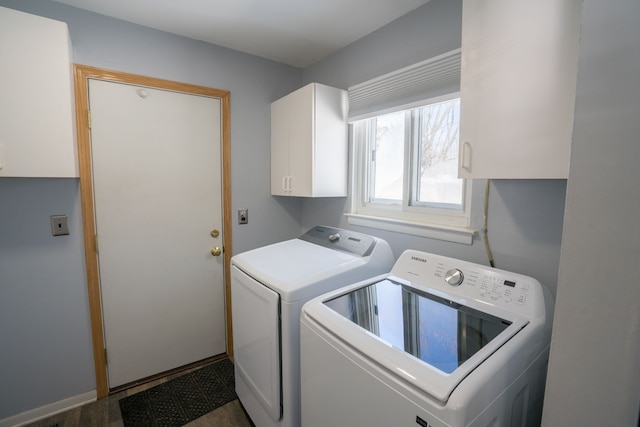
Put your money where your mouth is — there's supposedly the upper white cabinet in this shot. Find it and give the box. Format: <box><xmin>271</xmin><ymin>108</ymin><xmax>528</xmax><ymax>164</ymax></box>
<box><xmin>271</xmin><ymin>83</ymin><xmax>348</xmax><ymax>197</ymax></box>
<box><xmin>459</xmin><ymin>0</ymin><xmax>582</xmax><ymax>179</ymax></box>
<box><xmin>0</xmin><ymin>6</ymin><xmax>77</xmax><ymax>178</ymax></box>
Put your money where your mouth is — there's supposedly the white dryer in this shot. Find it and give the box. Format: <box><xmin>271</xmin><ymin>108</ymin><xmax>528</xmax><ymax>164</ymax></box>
<box><xmin>230</xmin><ymin>226</ymin><xmax>394</xmax><ymax>427</ymax></box>
<box><xmin>301</xmin><ymin>249</ymin><xmax>554</xmax><ymax>427</ymax></box>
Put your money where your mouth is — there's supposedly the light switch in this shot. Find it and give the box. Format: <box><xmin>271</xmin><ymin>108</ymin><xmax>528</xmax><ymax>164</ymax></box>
<box><xmin>50</xmin><ymin>215</ymin><xmax>69</xmax><ymax>236</ymax></box>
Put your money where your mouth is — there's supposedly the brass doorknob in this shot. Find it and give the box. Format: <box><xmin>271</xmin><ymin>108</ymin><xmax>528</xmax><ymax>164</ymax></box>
<box><xmin>211</xmin><ymin>246</ymin><xmax>222</xmax><ymax>257</ymax></box>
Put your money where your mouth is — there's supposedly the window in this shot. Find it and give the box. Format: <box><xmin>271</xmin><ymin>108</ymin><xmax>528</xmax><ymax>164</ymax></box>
<box><xmin>349</xmin><ymin>93</ymin><xmax>473</xmax><ymax>242</ymax></box>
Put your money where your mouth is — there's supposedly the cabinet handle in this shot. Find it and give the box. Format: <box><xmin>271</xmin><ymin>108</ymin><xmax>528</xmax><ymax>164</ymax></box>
<box><xmin>282</xmin><ymin>176</ymin><xmax>293</xmax><ymax>192</ymax></box>
<box><xmin>462</xmin><ymin>141</ymin><xmax>472</xmax><ymax>172</ymax></box>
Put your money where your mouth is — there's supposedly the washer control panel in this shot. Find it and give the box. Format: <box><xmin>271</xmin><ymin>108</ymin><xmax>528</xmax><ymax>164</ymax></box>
<box><xmin>434</xmin><ymin>263</ymin><xmax>530</xmax><ymax>307</ymax></box>
<box><xmin>391</xmin><ymin>249</ymin><xmax>546</xmax><ymax>317</ymax></box>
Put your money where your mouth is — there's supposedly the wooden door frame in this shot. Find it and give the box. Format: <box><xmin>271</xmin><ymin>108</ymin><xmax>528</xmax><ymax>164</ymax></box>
<box><xmin>73</xmin><ymin>65</ymin><xmax>233</xmax><ymax>398</ymax></box>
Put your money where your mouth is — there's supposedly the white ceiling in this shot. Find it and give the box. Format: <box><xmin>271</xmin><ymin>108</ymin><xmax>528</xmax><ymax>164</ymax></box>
<box><xmin>50</xmin><ymin>0</ymin><xmax>430</xmax><ymax>68</ymax></box>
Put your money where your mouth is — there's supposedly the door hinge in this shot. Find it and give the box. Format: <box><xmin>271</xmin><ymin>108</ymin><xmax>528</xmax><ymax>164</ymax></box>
<box><xmin>95</xmin><ymin>234</ymin><xmax>99</xmax><ymax>253</ymax></box>
<box><xmin>88</xmin><ymin>110</ymin><xmax>92</xmax><ymax>129</ymax></box>
<box><xmin>104</xmin><ymin>348</ymin><xmax>108</xmax><ymax>364</ymax></box>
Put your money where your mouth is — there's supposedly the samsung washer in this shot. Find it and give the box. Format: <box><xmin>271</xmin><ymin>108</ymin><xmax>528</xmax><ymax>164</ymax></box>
<box><xmin>301</xmin><ymin>249</ymin><xmax>554</xmax><ymax>427</ymax></box>
<box><xmin>230</xmin><ymin>225</ymin><xmax>394</xmax><ymax>427</ymax></box>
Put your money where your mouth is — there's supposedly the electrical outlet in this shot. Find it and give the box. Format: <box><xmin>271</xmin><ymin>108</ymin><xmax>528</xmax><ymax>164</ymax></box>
<box><xmin>50</xmin><ymin>215</ymin><xmax>69</xmax><ymax>236</ymax></box>
<box><xmin>238</xmin><ymin>209</ymin><xmax>248</xmax><ymax>224</ymax></box>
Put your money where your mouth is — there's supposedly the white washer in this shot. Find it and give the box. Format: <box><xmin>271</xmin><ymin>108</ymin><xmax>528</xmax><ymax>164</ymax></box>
<box><xmin>230</xmin><ymin>226</ymin><xmax>394</xmax><ymax>427</ymax></box>
<box><xmin>301</xmin><ymin>249</ymin><xmax>554</xmax><ymax>427</ymax></box>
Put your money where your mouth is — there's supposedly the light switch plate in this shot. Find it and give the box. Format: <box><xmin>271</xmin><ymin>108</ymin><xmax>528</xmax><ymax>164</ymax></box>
<box><xmin>50</xmin><ymin>215</ymin><xmax>69</xmax><ymax>236</ymax></box>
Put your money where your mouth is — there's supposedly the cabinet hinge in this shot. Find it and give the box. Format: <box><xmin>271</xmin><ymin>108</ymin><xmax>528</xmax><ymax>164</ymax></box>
<box><xmin>88</xmin><ymin>110</ymin><xmax>92</xmax><ymax>129</ymax></box>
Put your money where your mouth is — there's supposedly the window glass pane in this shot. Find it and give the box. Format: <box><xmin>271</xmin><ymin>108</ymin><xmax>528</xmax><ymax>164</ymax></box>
<box><xmin>372</xmin><ymin>111</ymin><xmax>405</xmax><ymax>202</ymax></box>
<box><xmin>416</xmin><ymin>98</ymin><xmax>463</xmax><ymax>207</ymax></box>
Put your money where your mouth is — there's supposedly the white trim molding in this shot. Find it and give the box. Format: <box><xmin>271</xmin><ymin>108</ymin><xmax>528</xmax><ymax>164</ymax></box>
<box><xmin>346</xmin><ymin>213</ymin><xmax>477</xmax><ymax>245</ymax></box>
<box><xmin>0</xmin><ymin>390</ymin><xmax>97</xmax><ymax>427</ymax></box>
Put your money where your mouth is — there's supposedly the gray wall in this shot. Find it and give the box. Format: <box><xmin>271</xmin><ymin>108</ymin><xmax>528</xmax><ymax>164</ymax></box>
<box><xmin>302</xmin><ymin>0</ymin><xmax>566</xmax><ymax>295</ymax></box>
<box><xmin>542</xmin><ymin>0</ymin><xmax>640</xmax><ymax>424</ymax></box>
<box><xmin>5</xmin><ymin>0</ymin><xmax>623</xmax><ymax>423</ymax></box>
<box><xmin>0</xmin><ymin>0</ymin><xmax>302</xmax><ymax>419</ymax></box>
<box><xmin>0</xmin><ymin>178</ymin><xmax>93</xmax><ymax>419</ymax></box>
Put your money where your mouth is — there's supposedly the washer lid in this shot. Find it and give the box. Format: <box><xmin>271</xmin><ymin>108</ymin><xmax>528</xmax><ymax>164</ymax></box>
<box><xmin>231</xmin><ymin>238</ymin><xmax>368</xmax><ymax>301</ymax></box>
<box><xmin>304</xmin><ymin>277</ymin><xmax>529</xmax><ymax>403</ymax></box>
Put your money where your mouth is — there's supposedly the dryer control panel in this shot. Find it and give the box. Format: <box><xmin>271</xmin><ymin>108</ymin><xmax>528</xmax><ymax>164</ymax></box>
<box><xmin>299</xmin><ymin>225</ymin><xmax>377</xmax><ymax>257</ymax></box>
<box><xmin>390</xmin><ymin>249</ymin><xmax>547</xmax><ymax>318</ymax></box>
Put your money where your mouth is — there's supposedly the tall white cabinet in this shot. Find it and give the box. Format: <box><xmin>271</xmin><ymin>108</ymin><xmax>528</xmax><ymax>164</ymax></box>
<box><xmin>0</xmin><ymin>6</ymin><xmax>77</xmax><ymax>178</ymax></box>
<box><xmin>271</xmin><ymin>83</ymin><xmax>348</xmax><ymax>197</ymax></box>
<box><xmin>459</xmin><ymin>0</ymin><xmax>582</xmax><ymax>179</ymax></box>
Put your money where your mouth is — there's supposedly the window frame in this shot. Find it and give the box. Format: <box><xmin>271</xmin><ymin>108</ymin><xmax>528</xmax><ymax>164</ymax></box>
<box><xmin>347</xmin><ymin>93</ymin><xmax>475</xmax><ymax>244</ymax></box>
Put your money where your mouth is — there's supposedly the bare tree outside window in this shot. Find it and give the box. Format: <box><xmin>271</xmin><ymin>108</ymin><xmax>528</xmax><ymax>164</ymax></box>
<box><xmin>417</xmin><ymin>99</ymin><xmax>462</xmax><ymax>206</ymax></box>
<box><xmin>420</xmin><ymin>99</ymin><xmax>460</xmax><ymax>169</ymax></box>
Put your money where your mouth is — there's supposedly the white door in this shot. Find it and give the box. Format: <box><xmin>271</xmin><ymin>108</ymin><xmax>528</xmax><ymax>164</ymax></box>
<box><xmin>88</xmin><ymin>79</ymin><xmax>226</xmax><ymax>388</ymax></box>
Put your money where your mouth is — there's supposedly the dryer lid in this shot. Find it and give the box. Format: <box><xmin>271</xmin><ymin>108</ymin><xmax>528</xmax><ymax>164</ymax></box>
<box><xmin>231</xmin><ymin>239</ymin><xmax>365</xmax><ymax>301</ymax></box>
<box><xmin>231</xmin><ymin>226</ymin><xmax>393</xmax><ymax>302</ymax></box>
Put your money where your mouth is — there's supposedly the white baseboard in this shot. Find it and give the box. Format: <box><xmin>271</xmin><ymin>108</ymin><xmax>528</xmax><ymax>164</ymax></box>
<box><xmin>0</xmin><ymin>390</ymin><xmax>97</xmax><ymax>427</ymax></box>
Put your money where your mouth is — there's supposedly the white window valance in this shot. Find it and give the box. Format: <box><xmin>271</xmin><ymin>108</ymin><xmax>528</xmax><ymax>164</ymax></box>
<box><xmin>348</xmin><ymin>48</ymin><xmax>461</xmax><ymax>121</ymax></box>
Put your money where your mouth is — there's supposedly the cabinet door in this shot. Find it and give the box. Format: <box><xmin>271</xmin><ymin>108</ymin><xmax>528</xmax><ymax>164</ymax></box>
<box><xmin>287</xmin><ymin>85</ymin><xmax>314</xmax><ymax>197</ymax></box>
<box><xmin>270</xmin><ymin>96</ymin><xmax>290</xmax><ymax>196</ymax></box>
<box><xmin>313</xmin><ymin>84</ymin><xmax>348</xmax><ymax>197</ymax></box>
<box><xmin>0</xmin><ymin>7</ymin><xmax>76</xmax><ymax>177</ymax></box>
<box><xmin>459</xmin><ymin>0</ymin><xmax>582</xmax><ymax>179</ymax></box>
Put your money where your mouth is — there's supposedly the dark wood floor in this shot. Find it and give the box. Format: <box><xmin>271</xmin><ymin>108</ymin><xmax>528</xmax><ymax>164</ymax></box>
<box><xmin>24</xmin><ymin>362</ymin><xmax>254</xmax><ymax>427</ymax></box>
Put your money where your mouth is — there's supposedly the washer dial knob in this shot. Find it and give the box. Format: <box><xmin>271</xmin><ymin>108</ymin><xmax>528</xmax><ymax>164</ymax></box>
<box><xmin>445</xmin><ymin>269</ymin><xmax>464</xmax><ymax>286</ymax></box>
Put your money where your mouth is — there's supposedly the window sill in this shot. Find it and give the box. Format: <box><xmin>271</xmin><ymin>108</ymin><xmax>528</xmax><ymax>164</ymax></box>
<box><xmin>345</xmin><ymin>213</ymin><xmax>477</xmax><ymax>245</ymax></box>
